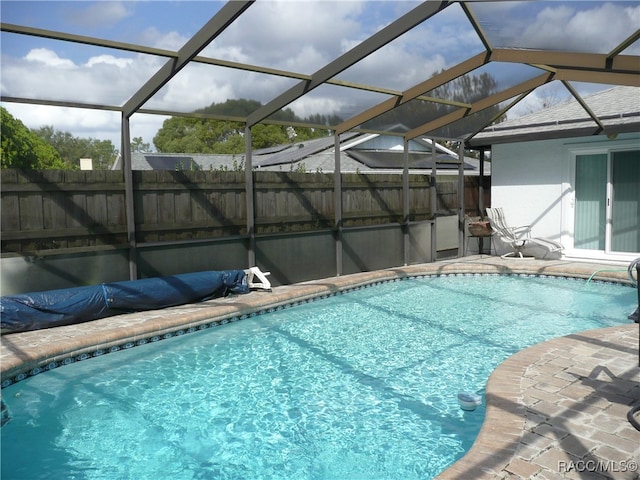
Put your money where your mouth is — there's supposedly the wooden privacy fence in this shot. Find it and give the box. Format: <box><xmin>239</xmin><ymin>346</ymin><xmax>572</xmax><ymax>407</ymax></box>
<box><xmin>1</xmin><ymin>169</ymin><xmax>490</xmax><ymax>254</ymax></box>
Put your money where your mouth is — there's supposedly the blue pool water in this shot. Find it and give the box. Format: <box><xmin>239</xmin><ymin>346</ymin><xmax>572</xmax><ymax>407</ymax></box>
<box><xmin>1</xmin><ymin>274</ymin><xmax>636</xmax><ymax>480</ymax></box>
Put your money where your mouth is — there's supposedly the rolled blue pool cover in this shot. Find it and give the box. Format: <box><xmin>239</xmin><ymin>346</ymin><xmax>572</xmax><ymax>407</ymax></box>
<box><xmin>0</xmin><ymin>270</ymin><xmax>249</xmax><ymax>333</ymax></box>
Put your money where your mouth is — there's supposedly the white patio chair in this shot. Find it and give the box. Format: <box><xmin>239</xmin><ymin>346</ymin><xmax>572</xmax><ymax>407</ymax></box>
<box><xmin>486</xmin><ymin>207</ymin><xmax>563</xmax><ymax>259</ymax></box>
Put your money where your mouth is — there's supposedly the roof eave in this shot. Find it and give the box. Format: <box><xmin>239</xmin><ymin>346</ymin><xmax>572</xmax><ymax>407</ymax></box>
<box><xmin>467</xmin><ymin>122</ymin><xmax>640</xmax><ymax>148</ymax></box>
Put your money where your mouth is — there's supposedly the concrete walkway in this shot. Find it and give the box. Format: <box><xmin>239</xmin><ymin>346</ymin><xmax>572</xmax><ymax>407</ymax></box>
<box><xmin>2</xmin><ymin>257</ymin><xmax>639</xmax><ymax>479</ymax></box>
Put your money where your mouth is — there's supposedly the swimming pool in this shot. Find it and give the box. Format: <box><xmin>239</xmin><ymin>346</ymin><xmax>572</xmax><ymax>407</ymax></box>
<box><xmin>1</xmin><ymin>274</ymin><xmax>635</xmax><ymax>480</ymax></box>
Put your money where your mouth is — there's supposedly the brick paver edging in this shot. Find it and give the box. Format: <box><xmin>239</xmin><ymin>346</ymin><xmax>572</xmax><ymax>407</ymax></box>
<box><xmin>437</xmin><ymin>325</ymin><xmax>639</xmax><ymax>480</ymax></box>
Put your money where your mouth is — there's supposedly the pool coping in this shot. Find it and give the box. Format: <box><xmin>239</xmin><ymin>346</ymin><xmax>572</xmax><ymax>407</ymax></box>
<box><xmin>2</xmin><ymin>256</ymin><xmax>639</xmax><ymax>478</ymax></box>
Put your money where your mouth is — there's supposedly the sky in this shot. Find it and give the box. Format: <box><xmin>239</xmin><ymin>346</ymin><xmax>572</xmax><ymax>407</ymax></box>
<box><xmin>1</xmin><ymin>0</ymin><xmax>639</xmax><ymax>152</ymax></box>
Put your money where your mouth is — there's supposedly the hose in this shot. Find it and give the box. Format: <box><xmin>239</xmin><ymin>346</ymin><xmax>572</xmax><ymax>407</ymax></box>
<box><xmin>586</xmin><ymin>258</ymin><xmax>640</xmax><ymax>285</ymax></box>
<box><xmin>586</xmin><ymin>269</ymin><xmax>628</xmax><ymax>285</ymax></box>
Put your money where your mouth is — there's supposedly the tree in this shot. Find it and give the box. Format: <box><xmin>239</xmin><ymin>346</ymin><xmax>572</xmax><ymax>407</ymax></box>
<box><xmin>1</xmin><ymin>108</ymin><xmax>67</xmax><ymax>169</ymax></box>
<box><xmin>519</xmin><ymin>89</ymin><xmax>564</xmax><ymax>115</ymax></box>
<box><xmin>33</xmin><ymin>126</ymin><xmax>118</xmax><ymax>169</ymax></box>
<box><xmin>153</xmin><ymin>99</ymin><xmax>339</xmax><ymax>154</ymax></box>
<box><xmin>131</xmin><ymin>137</ymin><xmax>151</xmax><ymax>152</ymax></box>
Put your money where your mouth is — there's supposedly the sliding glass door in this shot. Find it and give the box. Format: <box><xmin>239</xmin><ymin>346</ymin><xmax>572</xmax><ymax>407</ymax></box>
<box><xmin>574</xmin><ymin>149</ymin><xmax>639</xmax><ymax>254</ymax></box>
<box><xmin>611</xmin><ymin>150</ymin><xmax>640</xmax><ymax>253</ymax></box>
<box><xmin>574</xmin><ymin>154</ymin><xmax>607</xmax><ymax>250</ymax></box>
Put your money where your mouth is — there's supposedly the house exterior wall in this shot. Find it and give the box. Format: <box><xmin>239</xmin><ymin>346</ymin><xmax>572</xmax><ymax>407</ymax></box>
<box><xmin>491</xmin><ymin>132</ymin><xmax>640</xmax><ymax>262</ymax></box>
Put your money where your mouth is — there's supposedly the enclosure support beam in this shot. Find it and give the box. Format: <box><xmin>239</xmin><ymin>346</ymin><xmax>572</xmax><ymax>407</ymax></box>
<box><xmin>121</xmin><ymin>1</ymin><xmax>253</xmax><ymax>118</ymax></box>
<box><xmin>457</xmin><ymin>142</ymin><xmax>465</xmax><ymax>257</ymax></box>
<box><xmin>334</xmin><ymin>133</ymin><xmax>343</xmax><ymax>276</ymax></box>
<box><xmin>555</xmin><ymin>70</ymin><xmax>639</xmax><ymax>88</ymax></box>
<box><xmin>245</xmin><ymin>126</ymin><xmax>256</xmax><ymax>267</ymax></box>
<box><xmin>479</xmin><ymin>148</ymin><xmax>485</xmax><ymax>216</ymax></box>
<box><xmin>403</xmin><ymin>139</ymin><xmax>410</xmax><ymax>266</ymax></box>
<box><xmin>490</xmin><ymin>48</ymin><xmax>640</xmax><ymax>74</ymax></box>
<box><xmin>430</xmin><ymin>139</ymin><xmax>437</xmax><ymax>262</ymax></box>
<box><xmin>406</xmin><ymin>72</ymin><xmax>555</xmax><ymax>140</ymax></box>
<box><xmin>121</xmin><ymin>114</ymin><xmax>137</xmax><ymax>280</ymax></box>
<box><xmin>336</xmin><ymin>52</ymin><xmax>487</xmax><ymax>135</ymax></box>
<box><xmin>479</xmin><ymin>148</ymin><xmax>486</xmax><ymax>254</ymax></box>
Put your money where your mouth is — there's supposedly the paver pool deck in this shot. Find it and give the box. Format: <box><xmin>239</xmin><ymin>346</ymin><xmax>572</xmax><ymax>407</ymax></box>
<box><xmin>2</xmin><ymin>256</ymin><xmax>639</xmax><ymax>479</ymax></box>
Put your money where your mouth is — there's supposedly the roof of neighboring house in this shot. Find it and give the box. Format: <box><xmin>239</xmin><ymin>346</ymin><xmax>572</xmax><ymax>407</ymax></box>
<box><xmin>469</xmin><ymin>86</ymin><xmax>640</xmax><ymax>147</ymax></box>
<box><xmin>125</xmin><ymin>130</ymin><xmax>490</xmax><ymax>174</ymax></box>
<box><xmin>346</xmin><ymin>150</ymin><xmax>474</xmax><ymax>170</ymax></box>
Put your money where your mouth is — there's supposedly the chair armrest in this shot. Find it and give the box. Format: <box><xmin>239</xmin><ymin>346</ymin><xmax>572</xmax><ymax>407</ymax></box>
<box><xmin>510</xmin><ymin>225</ymin><xmax>531</xmax><ymax>238</ymax></box>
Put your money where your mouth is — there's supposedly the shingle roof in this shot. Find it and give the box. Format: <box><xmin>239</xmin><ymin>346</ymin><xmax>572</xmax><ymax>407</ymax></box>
<box><xmin>130</xmin><ymin>131</ymin><xmax>490</xmax><ymax>174</ymax></box>
<box><xmin>253</xmin><ymin>134</ymin><xmax>359</xmax><ymax>168</ymax></box>
<box><xmin>469</xmin><ymin>86</ymin><xmax>640</xmax><ymax>147</ymax></box>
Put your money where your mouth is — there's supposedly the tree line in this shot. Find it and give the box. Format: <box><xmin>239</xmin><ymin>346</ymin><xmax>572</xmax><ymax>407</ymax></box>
<box><xmin>1</xmin><ymin>107</ymin><xmax>136</xmax><ymax>170</ymax></box>
<box><xmin>152</xmin><ymin>98</ymin><xmax>338</xmax><ymax>154</ymax></box>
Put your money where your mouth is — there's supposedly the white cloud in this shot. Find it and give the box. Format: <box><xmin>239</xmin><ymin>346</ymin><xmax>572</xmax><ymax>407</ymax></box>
<box><xmin>3</xmin><ymin>103</ymin><xmax>123</xmax><ymax>144</ymax></box>
<box><xmin>152</xmin><ymin>67</ymin><xmax>237</xmax><ymax>112</ymax></box>
<box><xmin>25</xmin><ymin>48</ymin><xmax>75</xmax><ymax>68</ymax></box>
<box><xmin>4</xmin><ymin>47</ymin><xmax>162</xmax><ymax>106</ymax></box>
<box><xmin>85</xmin><ymin>55</ymin><xmax>133</xmax><ymax>69</ymax></box>
<box><xmin>336</xmin><ymin>41</ymin><xmax>447</xmax><ymax>91</ymax></box>
<box><xmin>2</xmin><ymin>46</ymin><xmax>163</xmax><ymax>150</ymax></box>
<box><xmin>467</xmin><ymin>1</ymin><xmax>640</xmax><ymax>54</ymax></box>
<box><xmin>201</xmin><ymin>0</ymin><xmax>363</xmax><ymax>72</ymax></box>
<box><xmin>288</xmin><ymin>95</ymin><xmax>346</xmax><ymax>120</ymax></box>
<box><xmin>505</xmin><ymin>2</ymin><xmax>639</xmax><ymax>53</ymax></box>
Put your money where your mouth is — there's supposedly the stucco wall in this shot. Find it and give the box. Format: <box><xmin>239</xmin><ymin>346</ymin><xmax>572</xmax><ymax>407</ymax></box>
<box><xmin>491</xmin><ymin>138</ymin><xmax>566</xmax><ymax>242</ymax></box>
<box><xmin>491</xmin><ymin>132</ymin><xmax>640</xmax><ymax>260</ymax></box>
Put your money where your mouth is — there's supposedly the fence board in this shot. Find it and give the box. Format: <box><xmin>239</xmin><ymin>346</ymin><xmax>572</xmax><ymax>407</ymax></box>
<box><xmin>174</xmin><ymin>191</ymin><xmax>191</xmax><ymax>223</ymax></box>
<box><xmin>1</xmin><ymin>195</ymin><xmax>20</xmax><ymax>232</ymax></box>
<box><xmin>42</xmin><ymin>192</ymin><xmax>67</xmax><ymax>231</ymax></box>
<box><xmin>106</xmin><ymin>192</ymin><xmax>126</xmax><ymax>226</ymax></box>
<box><xmin>1</xmin><ymin>169</ymin><xmax>489</xmax><ymax>254</ymax></box>
<box><xmin>19</xmin><ymin>194</ymin><xmax>44</xmax><ymax>231</ymax></box>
